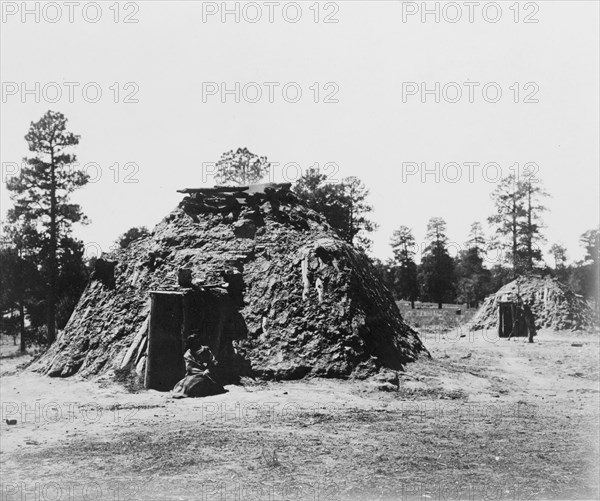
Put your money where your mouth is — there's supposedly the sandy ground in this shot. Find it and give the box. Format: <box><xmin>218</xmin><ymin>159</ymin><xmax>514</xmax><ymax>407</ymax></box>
<box><xmin>0</xmin><ymin>328</ymin><xmax>598</xmax><ymax>501</ymax></box>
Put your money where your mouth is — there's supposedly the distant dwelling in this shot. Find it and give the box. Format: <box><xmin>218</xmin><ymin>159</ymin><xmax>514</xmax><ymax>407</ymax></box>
<box><xmin>470</xmin><ymin>276</ymin><xmax>596</xmax><ymax>333</ymax></box>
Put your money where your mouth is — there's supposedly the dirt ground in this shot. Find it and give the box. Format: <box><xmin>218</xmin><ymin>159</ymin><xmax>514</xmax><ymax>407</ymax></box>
<box><xmin>1</xmin><ymin>327</ymin><xmax>598</xmax><ymax>501</ymax></box>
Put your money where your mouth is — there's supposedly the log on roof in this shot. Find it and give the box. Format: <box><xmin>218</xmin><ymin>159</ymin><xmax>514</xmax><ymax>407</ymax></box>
<box><xmin>177</xmin><ymin>182</ymin><xmax>292</xmax><ymax>195</ymax></box>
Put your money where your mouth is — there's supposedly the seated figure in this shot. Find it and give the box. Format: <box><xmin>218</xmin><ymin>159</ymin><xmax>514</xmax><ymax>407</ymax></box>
<box><xmin>171</xmin><ymin>335</ymin><xmax>225</xmax><ymax>398</ymax></box>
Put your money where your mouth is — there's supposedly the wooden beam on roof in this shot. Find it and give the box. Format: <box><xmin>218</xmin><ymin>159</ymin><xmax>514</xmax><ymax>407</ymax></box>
<box><xmin>177</xmin><ymin>182</ymin><xmax>292</xmax><ymax>195</ymax></box>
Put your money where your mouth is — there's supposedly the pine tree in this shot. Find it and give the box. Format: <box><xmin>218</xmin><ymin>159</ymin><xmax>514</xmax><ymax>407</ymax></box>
<box><xmin>488</xmin><ymin>175</ymin><xmax>525</xmax><ymax>274</ymax></box>
<box><xmin>341</xmin><ymin>176</ymin><xmax>377</xmax><ymax>251</ymax></box>
<box><xmin>549</xmin><ymin>243</ymin><xmax>567</xmax><ymax>270</ymax></box>
<box><xmin>0</xmin><ymin>235</ymin><xmax>39</xmax><ymax>352</ymax></box>
<box><xmin>215</xmin><ymin>147</ymin><xmax>271</xmax><ymax>186</ymax></box>
<box><xmin>294</xmin><ymin>170</ymin><xmax>376</xmax><ymax>252</ymax></box>
<box><xmin>118</xmin><ymin>226</ymin><xmax>150</xmax><ymax>249</ymax></box>
<box><xmin>390</xmin><ymin>226</ymin><xmax>419</xmax><ymax>308</ymax></box>
<box><xmin>6</xmin><ymin>111</ymin><xmax>89</xmax><ymax>343</ymax></box>
<box><xmin>419</xmin><ymin>217</ymin><xmax>455</xmax><ymax>309</ymax></box>
<box><xmin>466</xmin><ymin>221</ymin><xmax>486</xmax><ymax>255</ymax></box>
<box><xmin>518</xmin><ymin>176</ymin><xmax>549</xmax><ymax>270</ymax></box>
<box><xmin>456</xmin><ymin>221</ymin><xmax>491</xmax><ymax>308</ymax></box>
<box><xmin>488</xmin><ymin>174</ymin><xmax>549</xmax><ymax>275</ymax></box>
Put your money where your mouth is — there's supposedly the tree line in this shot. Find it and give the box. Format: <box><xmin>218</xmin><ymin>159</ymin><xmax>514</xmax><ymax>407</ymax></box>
<box><xmin>1</xmin><ymin>112</ymin><xmax>598</xmax><ymax>351</ymax></box>
<box><xmin>375</xmin><ymin>218</ymin><xmax>598</xmax><ymax>311</ymax></box>
<box><xmin>288</xmin><ymin>162</ymin><xmax>598</xmax><ymax>312</ymax></box>
<box><xmin>289</xmin><ymin>163</ymin><xmax>599</xmax><ymax>313</ymax></box>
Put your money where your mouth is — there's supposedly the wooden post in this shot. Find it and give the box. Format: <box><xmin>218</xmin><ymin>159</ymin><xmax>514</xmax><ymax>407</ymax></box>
<box><xmin>509</xmin><ymin>304</ymin><xmax>516</xmax><ymax>338</ymax></box>
<box><xmin>498</xmin><ymin>304</ymin><xmax>503</xmax><ymax>338</ymax></box>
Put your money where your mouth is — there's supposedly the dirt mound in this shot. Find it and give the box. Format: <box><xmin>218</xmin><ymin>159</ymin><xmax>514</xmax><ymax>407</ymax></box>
<box><xmin>31</xmin><ymin>184</ymin><xmax>426</xmax><ymax>381</ymax></box>
<box><xmin>469</xmin><ymin>276</ymin><xmax>597</xmax><ymax>332</ymax></box>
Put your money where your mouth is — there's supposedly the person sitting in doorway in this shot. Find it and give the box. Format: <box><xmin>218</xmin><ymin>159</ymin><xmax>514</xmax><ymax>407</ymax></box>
<box><xmin>171</xmin><ymin>334</ymin><xmax>225</xmax><ymax>398</ymax></box>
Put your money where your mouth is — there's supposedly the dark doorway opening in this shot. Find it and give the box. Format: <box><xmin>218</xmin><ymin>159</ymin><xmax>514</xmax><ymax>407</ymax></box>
<box><xmin>498</xmin><ymin>302</ymin><xmax>528</xmax><ymax>338</ymax></box>
<box><xmin>145</xmin><ymin>291</ymin><xmax>186</xmax><ymax>391</ymax></box>
<box><xmin>144</xmin><ymin>289</ymin><xmax>248</xmax><ymax>391</ymax></box>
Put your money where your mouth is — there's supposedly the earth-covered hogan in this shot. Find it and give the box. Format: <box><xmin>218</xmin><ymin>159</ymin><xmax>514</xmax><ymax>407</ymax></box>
<box><xmin>469</xmin><ymin>275</ymin><xmax>597</xmax><ymax>332</ymax></box>
<box><xmin>30</xmin><ymin>183</ymin><xmax>426</xmax><ymax>384</ymax></box>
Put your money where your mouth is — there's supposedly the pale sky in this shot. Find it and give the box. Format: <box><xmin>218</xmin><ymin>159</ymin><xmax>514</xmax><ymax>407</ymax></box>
<box><xmin>1</xmin><ymin>1</ymin><xmax>598</xmax><ymax>265</ymax></box>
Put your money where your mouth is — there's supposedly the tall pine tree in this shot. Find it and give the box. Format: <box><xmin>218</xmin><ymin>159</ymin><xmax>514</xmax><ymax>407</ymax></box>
<box><xmin>488</xmin><ymin>174</ymin><xmax>548</xmax><ymax>275</ymax></box>
<box><xmin>6</xmin><ymin>111</ymin><xmax>89</xmax><ymax>343</ymax></box>
<box><xmin>456</xmin><ymin>222</ymin><xmax>491</xmax><ymax>308</ymax></box>
<box><xmin>519</xmin><ymin>175</ymin><xmax>549</xmax><ymax>270</ymax></box>
<box><xmin>419</xmin><ymin>217</ymin><xmax>455</xmax><ymax>309</ymax></box>
<box><xmin>488</xmin><ymin>175</ymin><xmax>525</xmax><ymax>274</ymax></box>
<box><xmin>390</xmin><ymin>225</ymin><xmax>419</xmax><ymax>308</ymax></box>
